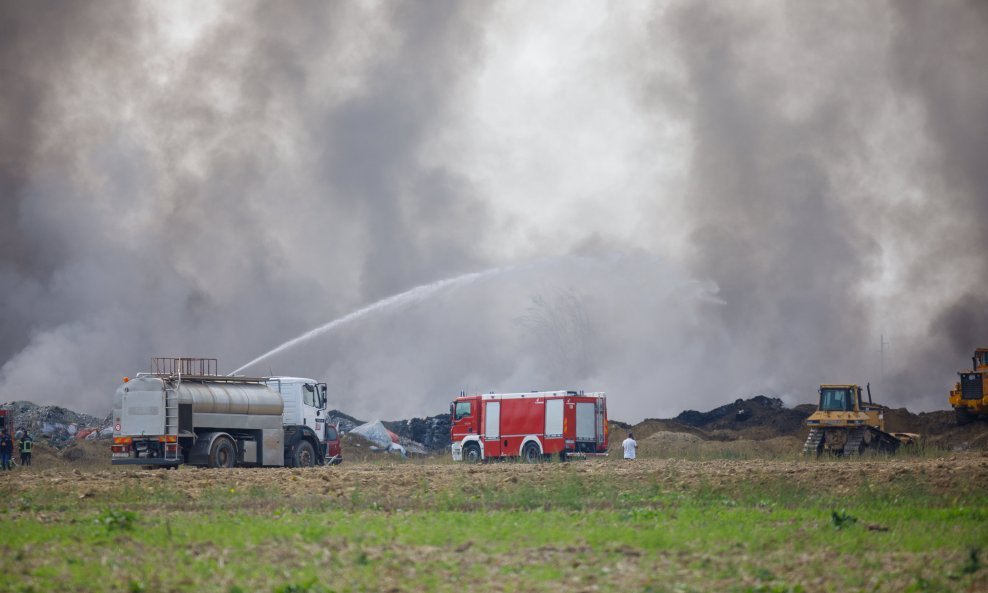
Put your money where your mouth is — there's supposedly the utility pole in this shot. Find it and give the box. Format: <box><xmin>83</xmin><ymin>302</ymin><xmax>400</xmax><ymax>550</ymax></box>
<box><xmin>880</xmin><ymin>333</ymin><xmax>888</xmax><ymax>381</ymax></box>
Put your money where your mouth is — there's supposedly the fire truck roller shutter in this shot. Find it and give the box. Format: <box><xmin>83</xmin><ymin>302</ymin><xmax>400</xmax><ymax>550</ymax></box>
<box><xmin>485</xmin><ymin>402</ymin><xmax>500</xmax><ymax>439</ymax></box>
<box><xmin>576</xmin><ymin>403</ymin><xmax>596</xmax><ymax>441</ymax></box>
<box><xmin>545</xmin><ymin>399</ymin><xmax>563</xmax><ymax>437</ymax></box>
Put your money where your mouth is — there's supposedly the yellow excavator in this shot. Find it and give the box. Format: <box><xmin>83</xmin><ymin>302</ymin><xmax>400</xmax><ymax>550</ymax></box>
<box><xmin>949</xmin><ymin>348</ymin><xmax>988</xmax><ymax>425</ymax></box>
<box><xmin>803</xmin><ymin>384</ymin><xmax>917</xmax><ymax>456</ymax></box>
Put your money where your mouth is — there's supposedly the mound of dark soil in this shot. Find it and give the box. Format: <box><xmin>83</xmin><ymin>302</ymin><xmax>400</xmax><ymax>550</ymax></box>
<box><xmin>675</xmin><ymin>395</ymin><xmax>811</xmax><ymax>436</ymax></box>
<box><xmin>621</xmin><ymin>395</ymin><xmax>988</xmax><ymax>451</ymax></box>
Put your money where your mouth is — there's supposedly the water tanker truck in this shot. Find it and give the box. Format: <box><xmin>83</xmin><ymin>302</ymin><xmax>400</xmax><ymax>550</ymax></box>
<box><xmin>112</xmin><ymin>358</ymin><xmax>331</xmax><ymax>468</ymax></box>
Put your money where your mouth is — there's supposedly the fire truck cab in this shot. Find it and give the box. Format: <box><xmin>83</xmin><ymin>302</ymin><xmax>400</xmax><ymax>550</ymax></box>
<box><xmin>450</xmin><ymin>390</ymin><xmax>608</xmax><ymax>462</ymax></box>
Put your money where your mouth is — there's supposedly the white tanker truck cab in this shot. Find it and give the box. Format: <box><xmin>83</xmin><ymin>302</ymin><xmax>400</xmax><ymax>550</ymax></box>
<box><xmin>267</xmin><ymin>376</ymin><xmax>327</xmax><ymax>439</ymax></box>
<box><xmin>111</xmin><ymin>358</ymin><xmax>331</xmax><ymax>469</ymax></box>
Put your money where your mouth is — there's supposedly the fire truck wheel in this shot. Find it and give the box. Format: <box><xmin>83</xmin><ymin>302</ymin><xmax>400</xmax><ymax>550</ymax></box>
<box><xmin>294</xmin><ymin>440</ymin><xmax>316</xmax><ymax>468</ymax></box>
<box><xmin>463</xmin><ymin>442</ymin><xmax>482</xmax><ymax>463</ymax></box>
<box><xmin>521</xmin><ymin>442</ymin><xmax>541</xmax><ymax>463</ymax></box>
<box><xmin>209</xmin><ymin>437</ymin><xmax>236</xmax><ymax>469</ymax></box>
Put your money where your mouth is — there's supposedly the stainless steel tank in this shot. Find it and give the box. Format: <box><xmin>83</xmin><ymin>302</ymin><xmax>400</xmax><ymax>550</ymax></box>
<box><xmin>171</xmin><ymin>380</ymin><xmax>284</xmax><ymax>416</ymax></box>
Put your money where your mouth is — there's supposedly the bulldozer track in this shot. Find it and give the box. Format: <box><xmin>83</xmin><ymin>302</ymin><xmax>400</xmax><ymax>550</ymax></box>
<box><xmin>842</xmin><ymin>427</ymin><xmax>865</xmax><ymax>456</ymax></box>
<box><xmin>803</xmin><ymin>426</ymin><xmax>903</xmax><ymax>456</ymax></box>
<box><xmin>803</xmin><ymin>428</ymin><xmax>823</xmax><ymax>455</ymax></box>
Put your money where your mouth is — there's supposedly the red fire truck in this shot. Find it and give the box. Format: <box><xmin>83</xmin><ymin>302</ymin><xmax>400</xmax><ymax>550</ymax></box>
<box><xmin>449</xmin><ymin>390</ymin><xmax>608</xmax><ymax>462</ymax></box>
<box><xmin>0</xmin><ymin>405</ymin><xmax>11</xmax><ymax>435</ymax></box>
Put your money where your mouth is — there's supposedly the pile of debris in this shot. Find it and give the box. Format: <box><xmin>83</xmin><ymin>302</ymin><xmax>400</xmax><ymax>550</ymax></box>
<box><xmin>326</xmin><ymin>409</ymin><xmax>450</xmax><ymax>454</ymax></box>
<box><xmin>382</xmin><ymin>414</ymin><xmax>451</xmax><ymax>451</ymax></box>
<box><xmin>349</xmin><ymin>421</ymin><xmax>421</xmax><ymax>456</ymax></box>
<box><xmin>326</xmin><ymin>409</ymin><xmax>364</xmax><ymax>434</ymax></box>
<box><xmin>3</xmin><ymin>401</ymin><xmax>112</xmax><ymax>449</ymax></box>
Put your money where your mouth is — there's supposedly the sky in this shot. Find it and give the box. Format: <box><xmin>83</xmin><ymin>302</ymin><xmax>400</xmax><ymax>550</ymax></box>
<box><xmin>1</xmin><ymin>1</ymin><xmax>986</xmax><ymax>421</ymax></box>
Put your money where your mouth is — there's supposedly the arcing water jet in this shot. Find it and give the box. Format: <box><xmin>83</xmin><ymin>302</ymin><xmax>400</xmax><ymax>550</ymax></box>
<box><xmin>230</xmin><ymin>264</ymin><xmax>521</xmax><ymax>375</ymax></box>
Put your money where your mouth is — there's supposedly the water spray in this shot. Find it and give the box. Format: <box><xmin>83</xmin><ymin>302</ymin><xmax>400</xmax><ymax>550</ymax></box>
<box><xmin>229</xmin><ymin>263</ymin><xmax>529</xmax><ymax>376</ymax></box>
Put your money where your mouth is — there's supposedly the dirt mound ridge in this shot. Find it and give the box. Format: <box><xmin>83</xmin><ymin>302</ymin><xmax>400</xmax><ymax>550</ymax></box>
<box><xmin>675</xmin><ymin>395</ymin><xmax>810</xmax><ymax>436</ymax></box>
<box><xmin>615</xmin><ymin>395</ymin><xmax>988</xmax><ymax>453</ymax></box>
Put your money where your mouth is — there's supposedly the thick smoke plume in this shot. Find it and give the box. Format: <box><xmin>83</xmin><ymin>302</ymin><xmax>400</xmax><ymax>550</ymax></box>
<box><xmin>1</xmin><ymin>1</ymin><xmax>985</xmax><ymax>421</ymax></box>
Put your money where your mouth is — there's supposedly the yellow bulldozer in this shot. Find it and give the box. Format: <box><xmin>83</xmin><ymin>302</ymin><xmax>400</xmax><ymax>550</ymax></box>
<box><xmin>949</xmin><ymin>348</ymin><xmax>988</xmax><ymax>425</ymax></box>
<box><xmin>803</xmin><ymin>384</ymin><xmax>917</xmax><ymax>456</ymax></box>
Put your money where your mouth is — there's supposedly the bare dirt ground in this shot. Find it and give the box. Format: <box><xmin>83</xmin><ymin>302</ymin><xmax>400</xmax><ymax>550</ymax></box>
<box><xmin>7</xmin><ymin>401</ymin><xmax>988</xmax><ymax>503</ymax></box>
<box><xmin>5</xmin><ymin>441</ymin><xmax>987</xmax><ymax>593</ymax></box>
<box><xmin>6</xmin><ymin>408</ymin><xmax>988</xmax><ymax>593</ymax></box>
<box><xmin>5</xmin><ymin>440</ymin><xmax>988</xmax><ymax>504</ymax></box>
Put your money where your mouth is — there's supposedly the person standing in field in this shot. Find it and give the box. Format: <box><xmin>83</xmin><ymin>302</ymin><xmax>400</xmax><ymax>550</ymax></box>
<box><xmin>622</xmin><ymin>432</ymin><xmax>637</xmax><ymax>460</ymax></box>
<box><xmin>19</xmin><ymin>432</ymin><xmax>33</xmax><ymax>467</ymax></box>
<box><xmin>0</xmin><ymin>429</ymin><xmax>13</xmax><ymax>470</ymax></box>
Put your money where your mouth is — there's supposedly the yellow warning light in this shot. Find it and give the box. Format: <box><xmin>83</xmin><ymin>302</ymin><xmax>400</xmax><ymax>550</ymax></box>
<box><xmin>123</xmin><ymin>377</ymin><xmax>129</xmax><ymax>383</ymax></box>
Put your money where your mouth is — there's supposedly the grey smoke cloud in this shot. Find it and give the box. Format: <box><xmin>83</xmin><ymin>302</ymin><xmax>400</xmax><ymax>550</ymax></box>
<box><xmin>878</xmin><ymin>2</ymin><xmax>988</xmax><ymax>403</ymax></box>
<box><xmin>660</xmin><ymin>2</ymin><xmax>885</xmax><ymax>400</ymax></box>
<box><xmin>264</xmin><ymin>253</ymin><xmax>727</xmax><ymax>421</ymax></box>
<box><xmin>0</xmin><ymin>1</ymin><xmax>985</xmax><ymax>421</ymax></box>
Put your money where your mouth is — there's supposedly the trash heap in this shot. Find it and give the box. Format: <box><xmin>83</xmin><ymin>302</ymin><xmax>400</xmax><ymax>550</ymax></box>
<box><xmin>326</xmin><ymin>408</ymin><xmax>450</xmax><ymax>455</ymax></box>
<box><xmin>349</xmin><ymin>420</ymin><xmax>413</xmax><ymax>457</ymax></box>
<box><xmin>326</xmin><ymin>409</ymin><xmax>364</xmax><ymax>434</ymax></box>
<box><xmin>382</xmin><ymin>414</ymin><xmax>451</xmax><ymax>452</ymax></box>
<box><xmin>3</xmin><ymin>401</ymin><xmax>112</xmax><ymax>449</ymax></box>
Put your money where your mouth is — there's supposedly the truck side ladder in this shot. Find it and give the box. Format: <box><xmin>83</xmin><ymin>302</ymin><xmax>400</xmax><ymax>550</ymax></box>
<box><xmin>163</xmin><ymin>387</ymin><xmax>180</xmax><ymax>461</ymax></box>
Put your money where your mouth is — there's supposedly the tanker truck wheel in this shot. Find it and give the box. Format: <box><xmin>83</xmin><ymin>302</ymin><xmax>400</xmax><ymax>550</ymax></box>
<box><xmin>293</xmin><ymin>441</ymin><xmax>315</xmax><ymax>468</ymax></box>
<box><xmin>209</xmin><ymin>436</ymin><xmax>236</xmax><ymax>469</ymax></box>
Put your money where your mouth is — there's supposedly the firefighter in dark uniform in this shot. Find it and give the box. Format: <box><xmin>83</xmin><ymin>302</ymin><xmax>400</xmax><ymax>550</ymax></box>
<box><xmin>0</xmin><ymin>429</ymin><xmax>13</xmax><ymax>470</ymax></box>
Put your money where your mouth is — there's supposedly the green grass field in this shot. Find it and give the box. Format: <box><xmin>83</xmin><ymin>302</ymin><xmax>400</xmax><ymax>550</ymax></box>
<box><xmin>2</xmin><ymin>456</ymin><xmax>986</xmax><ymax>592</ymax></box>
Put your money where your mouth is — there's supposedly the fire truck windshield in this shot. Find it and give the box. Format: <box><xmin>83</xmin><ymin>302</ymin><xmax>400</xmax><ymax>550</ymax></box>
<box><xmin>819</xmin><ymin>388</ymin><xmax>854</xmax><ymax>411</ymax></box>
<box><xmin>454</xmin><ymin>401</ymin><xmax>471</xmax><ymax>420</ymax></box>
